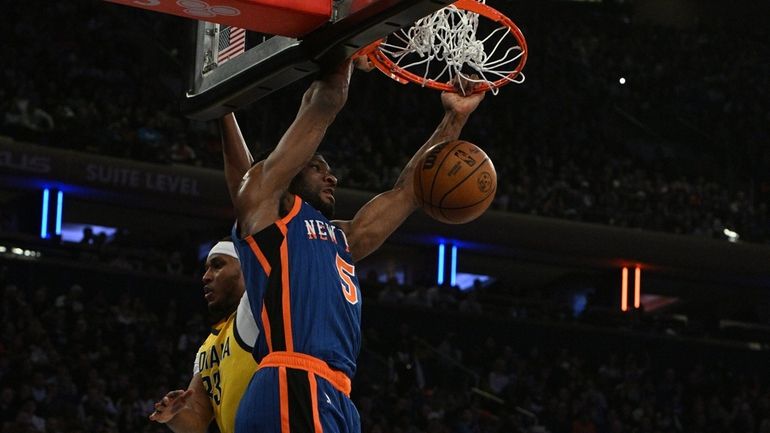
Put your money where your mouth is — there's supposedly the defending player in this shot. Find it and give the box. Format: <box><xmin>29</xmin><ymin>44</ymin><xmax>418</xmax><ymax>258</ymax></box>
<box><xmin>149</xmin><ymin>114</ymin><xmax>259</xmax><ymax>433</ymax></box>
<box><xmin>228</xmin><ymin>59</ymin><xmax>485</xmax><ymax>433</ymax></box>
<box><xmin>149</xmin><ymin>239</ymin><xmax>258</xmax><ymax>433</ymax></box>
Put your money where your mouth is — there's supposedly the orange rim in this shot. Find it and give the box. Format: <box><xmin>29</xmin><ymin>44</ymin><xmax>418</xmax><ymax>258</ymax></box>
<box><xmin>360</xmin><ymin>0</ymin><xmax>527</xmax><ymax>92</ymax></box>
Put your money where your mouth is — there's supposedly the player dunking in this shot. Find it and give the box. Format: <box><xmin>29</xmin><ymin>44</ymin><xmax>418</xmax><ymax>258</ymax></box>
<box><xmin>228</xmin><ymin>59</ymin><xmax>485</xmax><ymax>433</ymax></box>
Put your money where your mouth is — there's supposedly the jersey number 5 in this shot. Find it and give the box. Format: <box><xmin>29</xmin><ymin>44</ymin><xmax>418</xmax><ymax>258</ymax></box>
<box><xmin>336</xmin><ymin>254</ymin><xmax>358</xmax><ymax>305</ymax></box>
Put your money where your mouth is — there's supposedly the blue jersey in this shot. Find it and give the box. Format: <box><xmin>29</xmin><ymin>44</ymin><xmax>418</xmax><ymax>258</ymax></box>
<box><xmin>233</xmin><ymin>195</ymin><xmax>362</xmax><ymax>378</ymax></box>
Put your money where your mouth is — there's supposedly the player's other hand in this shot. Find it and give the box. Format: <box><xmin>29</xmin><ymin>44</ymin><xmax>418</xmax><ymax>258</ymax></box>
<box><xmin>353</xmin><ymin>55</ymin><xmax>375</xmax><ymax>72</ymax></box>
<box><xmin>441</xmin><ymin>75</ymin><xmax>486</xmax><ymax>115</ymax></box>
<box><xmin>149</xmin><ymin>389</ymin><xmax>194</xmax><ymax>423</ymax></box>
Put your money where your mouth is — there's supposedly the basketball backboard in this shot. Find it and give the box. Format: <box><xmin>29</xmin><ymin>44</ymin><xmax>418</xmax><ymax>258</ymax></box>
<box><xmin>105</xmin><ymin>0</ymin><xmax>456</xmax><ymax>120</ymax></box>
<box><xmin>181</xmin><ymin>0</ymin><xmax>456</xmax><ymax>120</ymax></box>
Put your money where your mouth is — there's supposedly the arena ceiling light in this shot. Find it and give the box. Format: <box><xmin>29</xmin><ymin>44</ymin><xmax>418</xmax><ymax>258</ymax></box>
<box><xmin>723</xmin><ymin>228</ymin><xmax>739</xmax><ymax>242</ymax></box>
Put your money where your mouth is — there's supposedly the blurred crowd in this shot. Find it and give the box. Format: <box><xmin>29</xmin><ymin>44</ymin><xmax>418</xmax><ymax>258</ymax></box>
<box><xmin>0</xmin><ymin>267</ymin><xmax>206</xmax><ymax>433</ymax></box>
<box><xmin>2</xmin><ymin>2</ymin><xmax>770</xmax><ymax>239</ymax></box>
<box><xmin>357</xmin><ymin>324</ymin><xmax>770</xmax><ymax>433</ymax></box>
<box><xmin>2</xmin><ymin>260</ymin><xmax>769</xmax><ymax>433</ymax></box>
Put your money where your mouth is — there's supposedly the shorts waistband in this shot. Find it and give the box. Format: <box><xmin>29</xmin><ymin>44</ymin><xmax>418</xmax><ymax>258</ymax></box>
<box><xmin>260</xmin><ymin>351</ymin><xmax>351</xmax><ymax>397</ymax></box>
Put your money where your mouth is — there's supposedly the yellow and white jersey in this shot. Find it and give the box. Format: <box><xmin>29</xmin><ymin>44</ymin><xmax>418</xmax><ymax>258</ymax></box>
<box><xmin>193</xmin><ymin>295</ymin><xmax>258</xmax><ymax>433</ymax></box>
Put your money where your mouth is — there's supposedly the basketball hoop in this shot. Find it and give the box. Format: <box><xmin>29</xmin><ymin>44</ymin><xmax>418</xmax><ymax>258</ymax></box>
<box><xmin>360</xmin><ymin>0</ymin><xmax>527</xmax><ymax>94</ymax></box>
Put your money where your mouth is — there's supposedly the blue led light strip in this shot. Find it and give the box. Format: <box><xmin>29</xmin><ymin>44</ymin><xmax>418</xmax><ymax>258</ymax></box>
<box><xmin>450</xmin><ymin>245</ymin><xmax>458</xmax><ymax>287</ymax></box>
<box><xmin>55</xmin><ymin>191</ymin><xmax>63</xmax><ymax>236</ymax></box>
<box><xmin>40</xmin><ymin>188</ymin><xmax>50</xmax><ymax>239</ymax></box>
<box><xmin>437</xmin><ymin>242</ymin><xmax>445</xmax><ymax>285</ymax></box>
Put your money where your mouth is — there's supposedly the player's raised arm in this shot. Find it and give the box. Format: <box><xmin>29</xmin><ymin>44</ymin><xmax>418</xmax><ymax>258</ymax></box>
<box><xmin>220</xmin><ymin>113</ymin><xmax>254</xmax><ymax>203</ymax></box>
<box><xmin>261</xmin><ymin>60</ymin><xmax>352</xmax><ymax>189</ymax></box>
<box><xmin>233</xmin><ymin>59</ymin><xmax>354</xmax><ymax>235</ymax></box>
<box><xmin>334</xmin><ymin>79</ymin><xmax>485</xmax><ymax>262</ymax></box>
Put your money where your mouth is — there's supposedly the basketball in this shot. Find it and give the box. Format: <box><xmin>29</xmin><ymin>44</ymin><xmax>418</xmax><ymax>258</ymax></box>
<box><xmin>413</xmin><ymin>140</ymin><xmax>497</xmax><ymax>224</ymax></box>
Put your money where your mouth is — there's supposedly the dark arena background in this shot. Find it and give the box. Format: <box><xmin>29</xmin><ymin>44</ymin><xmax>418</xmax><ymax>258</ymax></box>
<box><xmin>1</xmin><ymin>0</ymin><xmax>769</xmax><ymax>432</ymax></box>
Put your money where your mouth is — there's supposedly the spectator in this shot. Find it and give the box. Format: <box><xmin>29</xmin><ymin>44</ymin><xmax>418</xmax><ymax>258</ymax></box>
<box><xmin>14</xmin><ymin>400</ymin><xmax>46</xmax><ymax>433</ymax></box>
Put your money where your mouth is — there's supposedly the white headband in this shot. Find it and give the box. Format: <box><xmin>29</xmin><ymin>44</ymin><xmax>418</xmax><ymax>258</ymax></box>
<box><xmin>207</xmin><ymin>241</ymin><xmax>239</xmax><ymax>261</ymax></box>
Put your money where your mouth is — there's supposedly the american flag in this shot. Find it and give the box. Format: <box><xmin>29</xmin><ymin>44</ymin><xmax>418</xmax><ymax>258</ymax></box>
<box><xmin>217</xmin><ymin>25</ymin><xmax>246</xmax><ymax>64</ymax></box>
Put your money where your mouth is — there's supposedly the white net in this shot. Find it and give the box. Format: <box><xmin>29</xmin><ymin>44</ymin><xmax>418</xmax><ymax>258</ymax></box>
<box><xmin>373</xmin><ymin>0</ymin><xmax>526</xmax><ymax>94</ymax></box>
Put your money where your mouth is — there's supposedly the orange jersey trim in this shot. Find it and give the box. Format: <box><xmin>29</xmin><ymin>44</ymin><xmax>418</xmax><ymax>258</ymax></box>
<box><xmin>277</xmin><ymin>195</ymin><xmax>302</xmax><ymax>229</ymax></box>
<box><xmin>248</xmin><ymin>236</ymin><xmax>275</xmax><ymax>352</ymax></box>
<box><xmin>260</xmin><ymin>351</ymin><xmax>352</xmax><ymax>397</ymax></box>
<box><xmin>278</xmin><ymin>366</ymin><xmax>290</xmax><ymax>433</ymax></box>
<box><xmin>246</xmin><ymin>236</ymin><xmax>271</xmax><ymax>275</ymax></box>
<box><xmin>261</xmin><ymin>305</ymin><xmax>273</xmax><ymax>353</ymax></box>
<box><xmin>273</xmin><ymin>195</ymin><xmax>301</xmax><ymax>353</ymax></box>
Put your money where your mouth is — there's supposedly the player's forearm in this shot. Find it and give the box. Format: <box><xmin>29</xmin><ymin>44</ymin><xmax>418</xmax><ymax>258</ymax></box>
<box><xmin>257</xmin><ymin>60</ymin><xmax>352</xmax><ymax>193</ymax></box>
<box><xmin>259</xmin><ymin>94</ymin><xmax>342</xmax><ymax>190</ymax></box>
<box><xmin>394</xmin><ymin>109</ymin><xmax>470</xmax><ymax>188</ymax></box>
<box><xmin>426</xmin><ymin>108</ymin><xmax>471</xmax><ymax>147</ymax></box>
<box><xmin>303</xmin><ymin>82</ymin><xmax>348</xmax><ymax>116</ymax></box>
<box><xmin>303</xmin><ymin>60</ymin><xmax>353</xmax><ymax>114</ymax></box>
<box><xmin>220</xmin><ymin>113</ymin><xmax>253</xmax><ymax>201</ymax></box>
